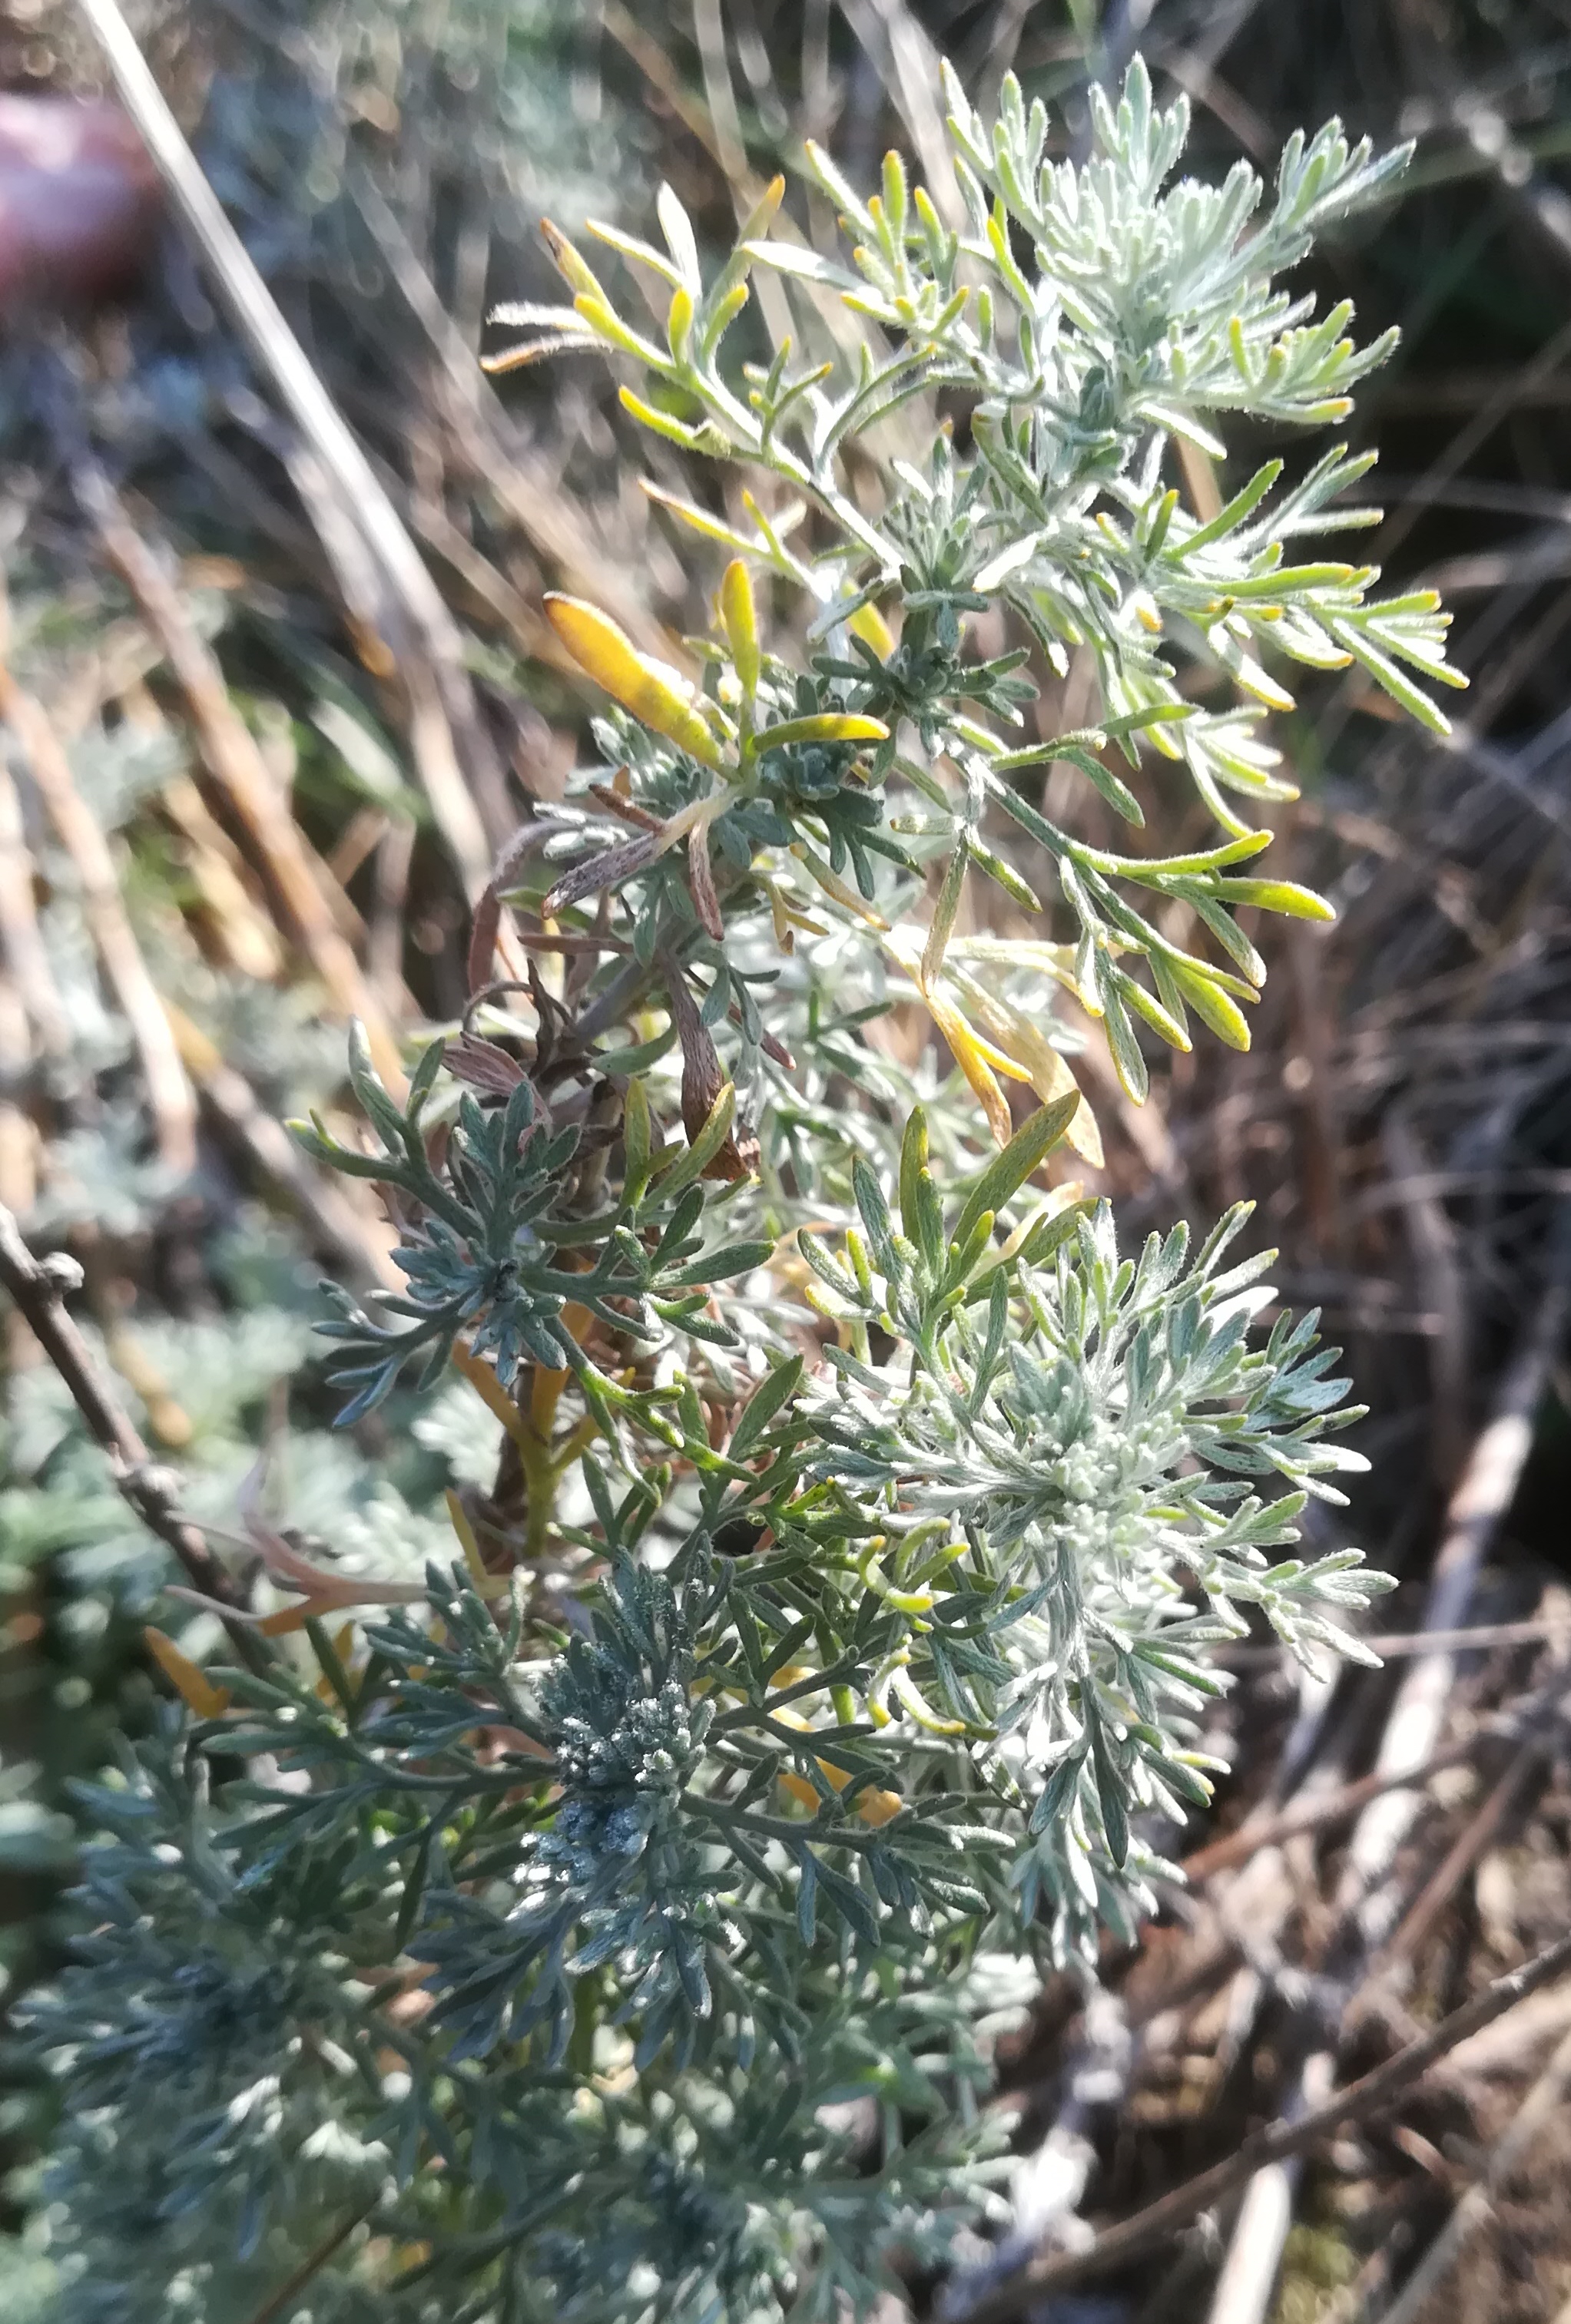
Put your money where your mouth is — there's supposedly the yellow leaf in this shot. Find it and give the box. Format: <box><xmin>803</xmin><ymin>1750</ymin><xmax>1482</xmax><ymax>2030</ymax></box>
<box><xmin>446</xmin><ymin>1489</ymin><xmax>511</xmax><ymax>1600</ymax></box>
<box><xmin>545</xmin><ymin>596</ymin><xmax>724</xmax><ymax>769</ymax></box>
<box><xmin>923</xmin><ymin>989</ymin><xmax>1013</xmax><ymax>1145</ymax></box>
<box><xmin>666</xmin><ymin>283</ymin><xmax>695</xmax><ymax>362</ymax></box>
<box><xmin>771</xmin><ymin>1705</ymin><xmax>903</xmax><ymax>1826</ymax></box>
<box><xmin>777</xmin><ymin>1768</ymin><xmax>903</xmax><ymax>1825</ymax></box>
<box><xmin>718</xmin><ymin>560</ymin><xmax>761</xmax><ymax>700</ymax></box>
<box><xmin>960</xmin><ymin>985</ymin><xmax>1104</xmax><ymax>1169</ymax></box>
<box><xmin>848</xmin><ymin>599</ymin><xmax>896</xmax><ymax>658</ymax></box>
<box><xmin>144</xmin><ymin>1627</ymin><xmax>230</xmax><ymax>1719</ymax></box>
<box><xmin>883</xmin><ymin>924</ymin><xmax>1026</xmax><ymax>1148</ymax></box>
<box><xmin>539</xmin><ymin>217</ymin><xmax>605</xmax><ymax>300</ymax></box>
<box><xmin>452</xmin><ymin>1342</ymin><xmax>534</xmax><ymax>1452</ymax></box>
<box><xmin>755</xmin><ymin>713</ymin><xmax>889</xmax><ymax>750</ymax></box>
<box><xmin>963</xmin><ymin>1025</ymin><xmax>1032</xmax><ymax>1082</ymax></box>
<box><xmin>257</xmin><ymin>1604</ymin><xmax>314</xmax><ymax>1637</ymax></box>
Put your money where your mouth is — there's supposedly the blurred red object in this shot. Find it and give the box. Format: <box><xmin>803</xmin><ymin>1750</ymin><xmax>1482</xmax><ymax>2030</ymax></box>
<box><xmin>0</xmin><ymin>94</ymin><xmax>161</xmax><ymax>313</ymax></box>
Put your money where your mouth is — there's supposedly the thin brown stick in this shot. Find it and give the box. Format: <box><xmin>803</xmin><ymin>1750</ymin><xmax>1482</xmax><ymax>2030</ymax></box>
<box><xmin>1385</xmin><ymin>1114</ymin><xmax>1467</xmax><ymax>1489</ymax></box>
<box><xmin>1181</xmin><ymin>1732</ymin><xmax>1480</xmax><ymax>1884</ymax></box>
<box><xmin>0</xmin><ymin>1204</ymin><xmax>267</xmax><ymax>1670</ymax></box>
<box><xmin>953</xmin><ymin>1927</ymin><xmax>1571</xmax><ymax>2324</ymax></box>
<box><xmin>1372</xmin><ymin>2018</ymin><xmax>1571</xmax><ymax>2324</ymax></box>
<box><xmin>159</xmin><ymin>771</ymin><xmax>286</xmax><ymax>980</ymax></box>
<box><xmin>0</xmin><ymin>972</ymin><xmax>34</xmax><ymax>1227</ymax></box>
<box><xmin>240</xmin><ymin>2200</ymin><xmax>376</xmax><ymax>2324</ymax></box>
<box><xmin>0</xmin><ymin>629</ymin><xmax>197</xmax><ymax>1174</ymax></box>
<box><xmin>1370</xmin><ymin>1738</ymin><xmax>1546</xmax><ymax>1978</ymax></box>
<box><xmin>1200</xmin><ymin>1217</ymin><xmax>1571</xmax><ymax>2324</ymax></box>
<box><xmin>1341</xmin><ymin>1208</ymin><xmax>1571</xmax><ymax>1946</ymax></box>
<box><xmin>370</xmin><ymin>816</ymin><xmax>417</xmax><ymax>1014</ymax></box>
<box><xmin>600</xmin><ymin>0</ymin><xmax>747</xmax><ymax>181</ymax></box>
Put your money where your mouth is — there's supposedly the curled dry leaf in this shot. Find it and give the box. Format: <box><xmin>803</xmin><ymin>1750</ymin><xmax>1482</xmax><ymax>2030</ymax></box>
<box><xmin>687</xmin><ymin>819</ymin><xmax>724</xmax><ymax>941</ymax></box>
<box><xmin>665</xmin><ymin>963</ymin><xmax>760</xmax><ymax>1181</ymax></box>
<box><xmin>542</xmin><ymin>828</ymin><xmax>660</xmax><ymax>919</ymax></box>
<box><xmin>466</xmin><ymin>819</ymin><xmax>568</xmax><ymax>991</ymax></box>
<box><xmin>445</xmin><ymin>1033</ymin><xmax>529</xmax><ymax>1098</ymax></box>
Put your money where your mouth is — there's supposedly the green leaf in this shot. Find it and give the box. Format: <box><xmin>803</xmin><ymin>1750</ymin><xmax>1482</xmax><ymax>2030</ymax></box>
<box><xmin>1084</xmin><ymin>1693</ymin><xmax>1129</xmax><ymax>1868</ymax></box>
<box><xmin>1171</xmin><ymin>456</ymin><xmax>1283</xmax><ymax>554</ymax></box>
<box><xmin>1101</xmin><ymin>984</ymin><xmax>1149</xmax><ymax>1103</ymax></box>
<box><xmin>1213</xmin><ymin>878</ymin><xmax>1335</xmax><ymax>922</ymax></box>
<box><xmin>727</xmin><ymin>1356</ymin><xmax>806</xmax><ymax>1463</ymax></box>
<box><xmin>345</xmin><ymin>1019</ymin><xmax>408</xmax><ymax>1150</ymax></box>
<box><xmin>798</xmin><ymin>1230</ymin><xmax>860</xmax><ymax>1303</ymax></box>
<box><xmin>287</xmin><ymin>1114</ymin><xmax>391</xmax><ymax>1178</ymax></box>
<box><xmin>658</xmin><ymin>1238</ymin><xmax>776</xmax><ymax>1290</ymax></box>
<box><xmin>922</xmin><ymin>839</ymin><xmax>970</xmax><ymax>987</ymax></box>
<box><xmin>408</xmin><ymin>1036</ymin><xmax>446</xmax><ymax>1118</ymax></box>
<box><xmin>898</xmin><ymin>1107</ymin><xmax>930</xmax><ymax>1253</ymax></box>
<box><xmin>950</xmin><ymin>1094</ymin><xmax>1079</xmax><ymax>1251</ymax></box>
<box><xmin>1164</xmin><ymin>959</ymin><xmax>1253</xmax><ymax>1050</ymax></box>
<box><xmin>659</xmin><ymin>1083</ymin><xmax>740</xmax><ymax>1192</ymax></box>
<box><xmin>852</xmin><ymin>1156</ymin><xmax>894</xmax><ymax>1257</ymax></box>
<box><xmin>622</xmin><ymin>1078</ymin><xmax>655</xmax><ymax>1197</ymax></box>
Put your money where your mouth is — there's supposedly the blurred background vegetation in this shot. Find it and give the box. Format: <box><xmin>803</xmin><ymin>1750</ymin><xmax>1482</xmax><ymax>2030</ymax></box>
<box><xmin>5</xmin><ymin>2</ymin><xmax>1571</xmax><ymax>2318</ymax></box>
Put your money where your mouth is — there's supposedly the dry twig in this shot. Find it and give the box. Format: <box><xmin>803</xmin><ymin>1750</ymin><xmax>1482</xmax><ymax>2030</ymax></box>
<box><xmin>0</xmin><ymin>1202</ymin><xmax>266</xmax><ymax>1669</ymax></box>
<box><xmin>1199</xmin><ymin>1206</ymin><xmax>1571</xmax><ymax>2324</ymax></box>
<box><xmin>0</xmin><ymin>746</ymin><xmax>71</xmax><ymax>1061</ymax></box>
<box><xmin>954</xmin><ymin>1925</ymin><xmax>1571</xmax><ymax>2324</ymax></box>
<box><xmin>1373</xmin><ymin>2017</ymin><xmax>1571</xmax><ymax>2324</ymax></box>
<box><xmin>1341</xmin><ymin>1210</ymin><xmax>1571</xmax><ymax>1946</ymax></box>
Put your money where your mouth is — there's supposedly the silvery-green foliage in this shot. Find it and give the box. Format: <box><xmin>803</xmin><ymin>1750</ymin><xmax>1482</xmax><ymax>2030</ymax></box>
<box><xmin>292</xmin><ymin>1023</ymin><xmax>774</xmax><ymax>1421</ymax></box>
<box><xmin>797</xmin><ymin>1116</ymin><xmax>1387</xmax><ymax>1956</ymax></box>
<box><xmin>27</xmin><ymin>1106</ymin><xmax>1391</xmax><ymax>2316</ymax></box>
<box><xmin>30</xmin><ymin>1687</ymin><xmax>1021</xmax><ymax>2322</ymax></box>
<box><xmin>499</xmin><ymin>59</ymin><xmax>1460</xmax><ymax>1104</ymax></box>
<box><xmin>29</xmin><ymin>55</ymin><xmax>1440</xmax><ymax>2324</ymax></box>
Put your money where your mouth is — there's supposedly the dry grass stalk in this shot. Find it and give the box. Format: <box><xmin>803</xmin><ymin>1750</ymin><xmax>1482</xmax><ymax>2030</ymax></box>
<box><xmin>1373</xmin><ymin>2018</ymin><xmax>1571</xmax><ymax>2324</ymax></box>
<box><xmin>0</xmin><ymin>601</ymin><xmax>197</xmax><ymax>1175</ymax></box>
<box><xmin>956</xmin><ymin>1926</ymin><xmax>1571</xmax><ymax>2323</ymax></box>
<box><xmin>75</xmin><ymin>0</ymin><xmax>499</xmax><ymax>895</ymax></box>
<box><xmin>1195</xmin><ymin>1217</ymin><xmax>1571</xmax><ymax>2324</ymax></box>
<box><xmin>0</xmin><ymin>750</ymin><xmax>71</xmax><ymax>1062</ymax></box>
<box><xmin>81</xmin><ymin>466</ymin><xmax>406</xmax><ymax>1090</ymax></box>
<box><xmin>1339</xmin><ymin>1217</ymin><xmax>1571</xmax><ymax>1948</ymax></box>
